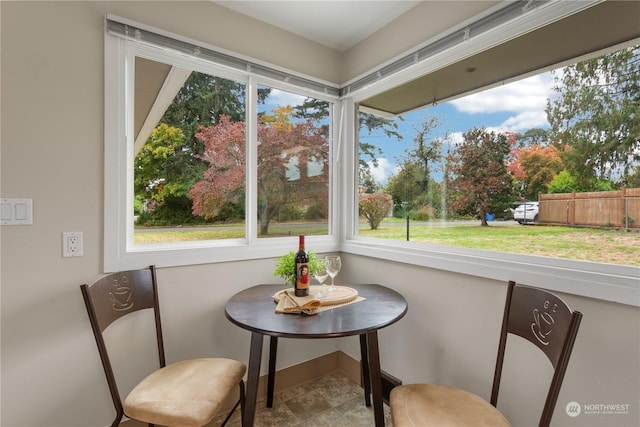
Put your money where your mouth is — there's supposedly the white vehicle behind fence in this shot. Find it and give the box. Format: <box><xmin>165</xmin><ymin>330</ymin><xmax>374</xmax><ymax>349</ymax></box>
<box><xmin>514</xmin><ymin>201</ymin><xmax>539</xmax><ymax>224</ymax></box>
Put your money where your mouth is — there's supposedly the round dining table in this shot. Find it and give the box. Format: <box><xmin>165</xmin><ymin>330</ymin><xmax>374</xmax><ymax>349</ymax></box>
<box><xmin>225</xmin><ymin>283</ymin><xmax>408</xmax><ymax>427</ymax></box>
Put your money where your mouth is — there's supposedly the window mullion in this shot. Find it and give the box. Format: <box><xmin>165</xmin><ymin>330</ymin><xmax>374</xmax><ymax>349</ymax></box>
<box><xmin>246</xmin><ymin>76</ymin><xmax>258</xmax><ymax>243</ymax></box>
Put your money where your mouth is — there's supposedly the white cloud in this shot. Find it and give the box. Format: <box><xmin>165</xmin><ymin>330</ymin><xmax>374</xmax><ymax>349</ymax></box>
<box><xmin>449</xmin><ymin>73</ymin><xmax>555</xmax><ymax>131</ymax></box>
<box><xmin>447</xmin><ymin>132</ymin><xmax>465</xmax><ymax>146</ymax></box>
<box><xmin>368</xmin><ymin>158</ymin><xmax>396</xmax><ymax>184</ymax></box>
<box><xmin>500</xmin><ymin>110</ymin><xmax>549</xmax><ymax>130</ymax></box>
<box><xmin>268</xmin><ymin>89</ymin><xmax>307</xmax><ymax>107</ymax></box>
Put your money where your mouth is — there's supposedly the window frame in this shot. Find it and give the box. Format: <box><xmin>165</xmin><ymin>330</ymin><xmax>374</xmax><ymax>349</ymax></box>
<box><xmin>339</xmin><ymin>7</ymin><xmax>639</xmax><ymax>308</ymax></box>
<box><xmin>104</xmin><ymin>21</ymin><xmax>340</xmax><ymax>272</ymax></box>
<box><xmin>104</xmin><ymin>12</ymin><xmax>639</xmax><ymax>308</ymax></box>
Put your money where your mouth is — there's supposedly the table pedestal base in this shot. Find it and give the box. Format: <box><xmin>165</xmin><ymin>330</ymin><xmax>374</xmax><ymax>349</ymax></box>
<box><xmin>245</xmin><ymin>332</ymin><xmax>385</xmax><ymax>427</ymax></box>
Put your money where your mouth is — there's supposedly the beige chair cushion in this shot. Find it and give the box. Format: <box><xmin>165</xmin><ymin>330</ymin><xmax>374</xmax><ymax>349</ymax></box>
<box><xmin>124</xmin><ymin>358</ymin><xmax>246</xmax><ymax>427</ymax></box>
<box><xmin>390</xmin><ymin>384</ymin><xmax>511</xmax><ymax>427</ymax></box>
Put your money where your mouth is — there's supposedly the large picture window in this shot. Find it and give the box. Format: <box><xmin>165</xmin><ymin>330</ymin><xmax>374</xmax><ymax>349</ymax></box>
<box><xmin>104</xmin><ymin>19</ymin><xmax>337</xmax><ymax>270</ymax></box>
<box><xmin>340</xmin><ymin>0</ymin><xmax>639</xmax><ymax>306</ymax></box>
<box><xmin>354</xmin><ymin>43</ymin><xmax>640</xmax><ymax>268</ymax></box>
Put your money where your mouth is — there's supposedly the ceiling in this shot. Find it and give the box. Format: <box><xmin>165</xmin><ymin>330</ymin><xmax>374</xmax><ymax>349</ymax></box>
<box><xmin>214</xmin><ymin>0</ymin><xmax>421</xmax><ymax>52</ymax></box>
<box><xmin>212</xmin><ymin>0</ymin><xmax>640</xmax><ymax>116</ymax></box>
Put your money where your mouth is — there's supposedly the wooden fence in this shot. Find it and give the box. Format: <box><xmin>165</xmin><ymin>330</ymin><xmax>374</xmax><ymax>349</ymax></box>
<box><xmin>538</xmin><ymin>188</ymin><xmax>640</xmax><ymax>229</ymax></box>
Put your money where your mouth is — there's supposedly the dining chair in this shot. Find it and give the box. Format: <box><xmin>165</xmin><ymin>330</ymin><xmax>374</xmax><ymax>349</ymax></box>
<box><xmin>81</xmin><ymin>265</ymin><xmax>246</xmax><ymax>427</ymax></box>
<box><xmin>390</xmin><ymin>280</ymin><xmax>582</xmax><ymax>427</ymax></box>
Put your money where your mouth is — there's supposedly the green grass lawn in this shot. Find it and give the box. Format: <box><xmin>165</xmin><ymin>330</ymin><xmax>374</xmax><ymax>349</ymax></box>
<box><xmin>134</xmin><ymin>220</ymin><xmax>639</xmax><ymax>266</ymax></box>
<box><xmin>361</xmin><ymin>222</ymin><xmax>639</xmax><ymax>266</ymax></box>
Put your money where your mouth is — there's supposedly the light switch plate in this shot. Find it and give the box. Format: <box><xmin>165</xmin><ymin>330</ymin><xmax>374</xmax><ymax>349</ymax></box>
<box><xmin>1</xmin><ymin>198</ymin><xmax>33</xmax><ymax>225</ymax></box>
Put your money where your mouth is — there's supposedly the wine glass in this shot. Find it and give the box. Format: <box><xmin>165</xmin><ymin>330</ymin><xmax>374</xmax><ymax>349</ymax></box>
<box><xmin>313</xmin><ymin>261</ymin><xmax>329</xmax><ymax>298</ymax></box>
<box><xmin>325</xmin><ymin>255</ymin><xmax>341</xmax><ymax>292</ymax></box>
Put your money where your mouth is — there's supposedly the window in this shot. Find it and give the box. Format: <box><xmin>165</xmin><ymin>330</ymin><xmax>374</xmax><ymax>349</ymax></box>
<box><xmin>133</xmin><ymin>59</ymin><xmax>248</xmax><ymax>243</ymax></box>
<box><xmin>341</xmin><ymin>1</ymin><xmax>639</xmax><ymax>306</ymax></box>
<box><xmin>104</xmin><ymin>17</ymin><xmax>338</xmax><ymax>271</ymax></box>
<box><xmin>256</xmin><ymin>85</ymin><xmax>331</xmax><ymax>238</ymax></box>
<box><xmin>353</xmin><ymin>43</ymin><xmax>640</xmax><ymax>268</ymax></box>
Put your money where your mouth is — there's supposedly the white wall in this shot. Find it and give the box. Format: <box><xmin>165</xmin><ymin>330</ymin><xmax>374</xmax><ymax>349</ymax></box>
<box><xmin>339</xmin><ymin>254</ymin><xmax>640</xmax><ymax>427</ymax></box>
<box><xmin>1</xmin><ymin>2</ymin><xmax>638</xmax><ymax>427</ymax></box>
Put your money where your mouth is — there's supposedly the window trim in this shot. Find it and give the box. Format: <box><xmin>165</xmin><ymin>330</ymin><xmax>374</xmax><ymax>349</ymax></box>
<box><xmin>104</xmin><ymin>12</ymin><xmax>639</xmax><ymax>308</ymax></box>
<box><xmin>104</xmin><ymin>19</ymin><xmax>341</xmax><ymax>272</ymax></box>
<box><xmin>339</xmin><ymin>2</ymin><xmax>640</xmax><ymax>307</ymax></box>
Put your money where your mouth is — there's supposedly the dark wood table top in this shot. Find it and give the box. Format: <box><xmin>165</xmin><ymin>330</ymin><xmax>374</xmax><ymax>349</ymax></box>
<box><xmin>225</xmin><ymin>284</ymin><xmax>408</xmax><ymax>338</ymax></box>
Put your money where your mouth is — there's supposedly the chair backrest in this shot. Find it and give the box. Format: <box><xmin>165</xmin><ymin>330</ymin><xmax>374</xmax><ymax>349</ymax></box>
<box><xmin>80</xmin><ymin>266</ymin><xmax>165</xmax><ymax>419</ymax></box>
<box><xmin>490</xmin><ymin>281</ymin><xmax>582</xmax><ymax>427</ymax></box>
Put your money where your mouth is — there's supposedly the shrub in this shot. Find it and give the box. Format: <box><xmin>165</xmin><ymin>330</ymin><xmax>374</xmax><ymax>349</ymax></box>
<box><xmin>305</xmin><ymin>203</ymin><xmax>324</xmax><ymax>220</ymax></box>
<box><xmin>278</xmin><ymin>205</ymin><xmax>304</xmax><ymax>221</ymax></box>
<box><xmin>359</xmin><ymin>193</ymin><xmax>393</xmax><ymax>230</ymax></box>
<box><xmin>411</xmin><ymin>205</ymin><xmax>435</xmax><ymax>221</ymax></box>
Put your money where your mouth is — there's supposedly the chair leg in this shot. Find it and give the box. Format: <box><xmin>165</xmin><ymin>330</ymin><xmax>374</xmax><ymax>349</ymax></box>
<box><xmin>111</xmin><ymin>408</ymin><xmax>123</xmax><ymax>427</ymax></box>
<box><xmin>220</xmin><ymin>380</ymin><xmax>245</xmax><ymax>427</ymax></box>
<box><xmin>240</xmin><ymin>380</ymin><xmax>245</xmax><ymax>425</ymax></box>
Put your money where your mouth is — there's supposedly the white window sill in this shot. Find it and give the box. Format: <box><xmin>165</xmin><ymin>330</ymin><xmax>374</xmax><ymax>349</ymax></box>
<box><xmin>342</xmin><ymin>238</ymin><xmax>640</xmax><ymax>308</ymax></box>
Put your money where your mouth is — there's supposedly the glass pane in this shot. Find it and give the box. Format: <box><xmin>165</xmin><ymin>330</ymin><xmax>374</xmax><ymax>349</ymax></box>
<box><xmin>357</xmin><ymin>43</ymin><xmax>640</xmax><ymax>267</ymax></box>
<box><xmin>133</xmin><ymin>56</ymin><xmax>247</xmax><ymax>244</ymax></box>
<box><xmin>257</xmin><ymin>85</ymin><xmax>331</xmax><ymax>237</ymax></box>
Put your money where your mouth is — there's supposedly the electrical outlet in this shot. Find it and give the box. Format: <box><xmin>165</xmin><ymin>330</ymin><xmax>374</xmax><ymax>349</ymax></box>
<box><xmin>62</xmin><ymin>232</ymin><xmax>83</xmax><ymax>257</ymax></box>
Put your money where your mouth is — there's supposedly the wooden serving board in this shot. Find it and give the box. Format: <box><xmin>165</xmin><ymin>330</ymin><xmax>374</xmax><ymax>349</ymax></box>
<box><xmin>274</xmin><ymin>286</ymin><xmax>358</xmax><ymax>306</ymax></box>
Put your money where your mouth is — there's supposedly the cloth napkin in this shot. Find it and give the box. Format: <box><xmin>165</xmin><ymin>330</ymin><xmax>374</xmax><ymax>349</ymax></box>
<box><xmin>275</xmin><ymin>290</ymin><xmax>322</xmax><ymax>315</ymax></box>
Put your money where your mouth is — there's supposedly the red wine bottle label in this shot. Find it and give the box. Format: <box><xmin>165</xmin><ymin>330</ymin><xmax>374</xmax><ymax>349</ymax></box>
<box><xmin>296</xmin><ymin>262</ymin><xmax>310</xmax><ymax>289</ymax></box>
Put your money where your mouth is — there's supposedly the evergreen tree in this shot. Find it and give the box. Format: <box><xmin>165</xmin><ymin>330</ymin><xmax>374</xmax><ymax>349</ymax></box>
<box><xmin>546</xmin><ymin>45</ymin><xmax>640</xmax><ymax>189</ymax></box>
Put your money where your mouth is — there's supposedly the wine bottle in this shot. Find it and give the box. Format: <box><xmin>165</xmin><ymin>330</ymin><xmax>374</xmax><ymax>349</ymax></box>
<box><xmin>294</xmin><ymin>235</ymin><xmax>310</xmax><ymax>297</ymax></box>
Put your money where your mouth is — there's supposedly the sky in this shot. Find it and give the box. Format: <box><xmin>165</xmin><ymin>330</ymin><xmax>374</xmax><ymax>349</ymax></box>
<box><xmin>268</xmin><ymin>68</ymin><xmax>558</xmax><ymax>186</ymax></box>
<box><xmin>363</xmin><ymin>70</ymin><xmax>557</xmax><ymax>184</ymax></box>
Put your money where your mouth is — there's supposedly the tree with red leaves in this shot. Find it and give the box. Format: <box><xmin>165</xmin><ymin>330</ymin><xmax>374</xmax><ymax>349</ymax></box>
<box><xmin>190</xmin><ymin>109</ymin><xmax>328</xmax><ymax>235</ymax></box>
<box><xmin>189</xmin><ymin>116</ymin><xmax>246</xmax><ymax>221</ymax></box>
<box><xmin>509</xmin><ymin>144</ymin><xmax>563</xmax><ymax>200</ymax></box>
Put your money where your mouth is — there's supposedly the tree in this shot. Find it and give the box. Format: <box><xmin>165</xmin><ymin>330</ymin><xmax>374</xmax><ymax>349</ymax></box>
<box><xmin>384</xmin><ymin>115</ymin><xmax>444</xmax><ymax>218</ymax></box>
<box><xmin>514</xmin><ymin>128</ymin><xmax>549</xmax><ymax>148</ymax></box>
<box><xmin>546</xmin><ymin>45</ymin><xmax>640</xmax><ymax>189</ymax></box>
<box><xmin>447</xmin><ymin>128</ymin><xmax>513</xmax><ymax>226</ymax></box>
<box><xmin>295</xmin><ymin>102</ymin><xmax>403</xmax><ymax>191</ymax></box>
<box><xmin>509</xmin><ymin>144</ymin><xmax>563</xmax><ymax>199</ymax></box>
<box><xmin>359</xmin><ymin>193</ymin><xmax>393</xmax><ymax>230</ymax></box>
<box><xmin>135</xmin><ymin>71</ymin><xmax>271</xmax><ymax>224</ymax></box>
<box><xmin>547</xmin><ymin>170</ymin><xmax>580</xmax><ymax>194</ymax></box>
<box><xmin>189</xmin><ymin>116</ymin><xmax>246</xmax><ymax>220</ymax></box>
<box><xmin>403</xmin><ymin>116</ymin><xmax>442</xmax><ymax>192</ymax></box>
<box><xmin>360</xmin><ymin>168</ymin><xmax>381</xmax><ymax>193</ymax></box>
<box><xmin>134</xmin><ymin>124</ymin><xmax>186</xmax><ymax>206</ymax></box>
<box><xmin>257</xmin><ymin>107</ymin><xmax>328</xmax><ymax>234</ymax></box>
<box><xmin>625</xmin><ymin>165</ymin><xmax>640</xmax><ymax>188</ymax></box>
<box><xmin>190</xmin><ymin>111</ymin><xmax>328</xmax><ymax>235</ymax></box>
<box><xmin>385</xmin><ymin>160</ymin><xmax>444</xmax><ymax>220</ymax></box>
<box><xmin>385</xmin><ymin>161</ymin><xmax>425</xmax><ymax>217</ymax></box>
<box><xmin>358</xmin><ymin>112</ymin><xmax>403</xmax><ymax>190</ymax></box>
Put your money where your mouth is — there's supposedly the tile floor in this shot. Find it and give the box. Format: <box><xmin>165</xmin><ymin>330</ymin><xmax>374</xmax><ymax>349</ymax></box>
<box><xmin>211</xmin><ymin>370</ymin><xmax>393</xmax><ymax>427</ymax></box>
<box><xmin>126</xmin><ymin>370</ymin><xmax>392</xmax><ymax>427</ymax></box>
